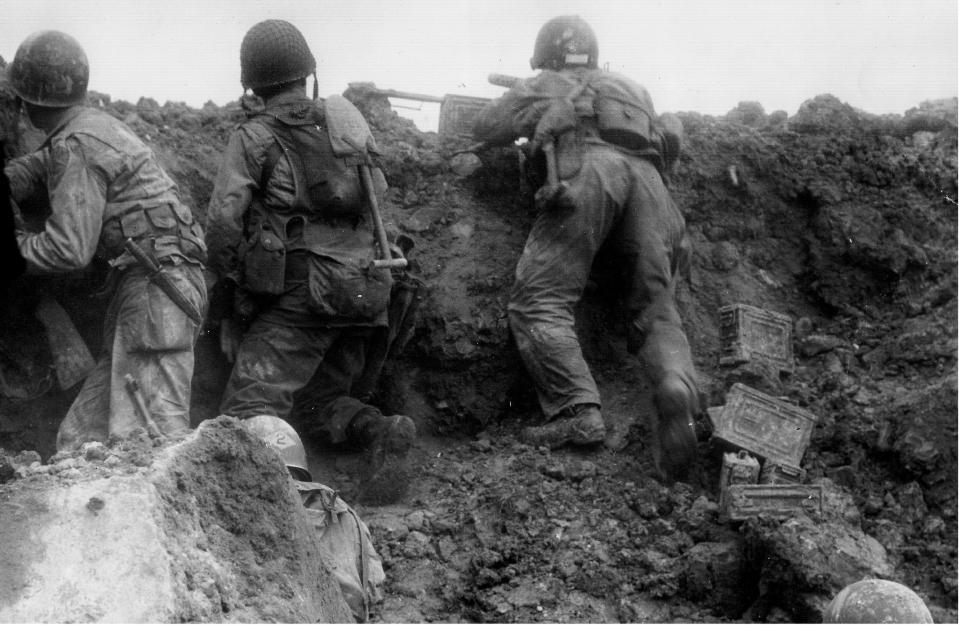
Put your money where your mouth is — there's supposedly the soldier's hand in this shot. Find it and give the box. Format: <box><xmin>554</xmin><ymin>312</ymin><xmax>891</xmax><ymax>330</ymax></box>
<box><xmin>219</xmin><ymin>317</ymin><xmax>242</xmax><ymax>363</ymax></box>
<box><xmin>534</xmin><ymin>182</ymin><xmax>574</xmax><ymax>212</ymax></box>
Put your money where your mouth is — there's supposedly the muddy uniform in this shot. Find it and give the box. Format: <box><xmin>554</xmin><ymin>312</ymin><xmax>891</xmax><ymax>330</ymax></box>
<box><xmin>4</xmin><ymin>106</ymin><xmax>207</xmax><ymax>451</ymax></box>
<box><xmin>206</xmin><ymin>91</ymin><xmax>392</xmax><ymax>440</ymax></box>
<box><xmin>473</xmin><ymin>68</ymin><xmax>698</xmax><ymax>419</ymax></box>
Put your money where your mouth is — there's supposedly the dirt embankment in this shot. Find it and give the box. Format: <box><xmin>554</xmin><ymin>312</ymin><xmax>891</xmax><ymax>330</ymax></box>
<box><xmin>0</xmin><ymin>83</ymin><xmax>956</xmax><ymax>623</ymax></box>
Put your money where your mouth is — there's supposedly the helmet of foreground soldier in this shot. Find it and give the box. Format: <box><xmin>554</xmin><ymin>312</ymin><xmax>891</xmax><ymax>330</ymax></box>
<box><xmin>8</xmin><ymin>30</ymin><xmax>89</xmax><ymax>107</ymax></box>
<box><xmin>823</xmin><ymin>579</ymin><xmax>933</xmax><ymax>624</ymax></box>
<box><xmin>242</xmin><ymin>415</ymin><xmax>312</xmax><ymax>481</ymax></box>
<box><xmin>240</xmin><ymin>19</ymin><xmax>316</xmax><ymax>90</ymax></box>
<box><xmin>530</xmin><ymin>15</ymin><xmax>599</xmax><ymax>71</ymax></box>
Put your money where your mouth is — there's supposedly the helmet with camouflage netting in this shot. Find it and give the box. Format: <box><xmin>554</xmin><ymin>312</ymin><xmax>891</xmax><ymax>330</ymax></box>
<box><xmin>8</xmin><ymin>30</ymin><xmax>89</xmax><ymax>107</ymax></box>
<box><xmin>530</xmin><ymin>15</ymin><xmax>599</xmax><ymax>71</ymax></box>
<box><xmin>240</xmin><ymin>19</ymin><xmax>316</xmax><ymax>90</ymax></box>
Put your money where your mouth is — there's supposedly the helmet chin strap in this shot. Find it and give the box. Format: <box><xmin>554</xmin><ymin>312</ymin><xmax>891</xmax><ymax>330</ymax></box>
<box><xmin>312</xmin><ymin>72</ymin><xmax>318</xmax><ymax>100</ymax></box>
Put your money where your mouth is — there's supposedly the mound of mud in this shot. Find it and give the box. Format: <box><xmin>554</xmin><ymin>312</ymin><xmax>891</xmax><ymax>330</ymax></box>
<box><xmin>0</xmin><ymin>418</ymin><xmax>352</xmax><ymax>622</ymax></box>
<box><xmin>0</xmin><ymin>83</ymin><xmax>955</xmax><ymax>622</ymax></box>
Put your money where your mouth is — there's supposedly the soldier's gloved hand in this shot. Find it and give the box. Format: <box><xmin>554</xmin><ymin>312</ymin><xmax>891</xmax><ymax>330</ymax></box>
<box><xmin>534</xmin><ymin>181</ymin><xmax>574</xmax><ymax>212</ymax></box>
<box><xmin>219</xmin><ymin>317</ymin><xmax>243</xmax><ymax>363</ymax></box>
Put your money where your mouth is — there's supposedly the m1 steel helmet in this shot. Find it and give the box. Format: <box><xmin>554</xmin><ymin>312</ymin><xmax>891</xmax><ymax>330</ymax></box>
<box><xmin>240</xmin><ymin>19</ymin><xmax>316</xmax><ymax>90</ymax></box>
<box><xmin>530</xmin><ymin>15</ymin><xmax>599</xmax><ymax>71</ymax></box>
<box><xmin>823</xmin><ymin>579</ymin><xmax>933</xmax><ymax>624</ymax></box>
<box><xmin>243</xmin><ymin>415</ymin><xmax>312</xmax><ymax>481</ymax></box>
<box><xmin>8</xmin><ymin>30</ymin><xmax>89</xmax><ymax>107</ymax></box>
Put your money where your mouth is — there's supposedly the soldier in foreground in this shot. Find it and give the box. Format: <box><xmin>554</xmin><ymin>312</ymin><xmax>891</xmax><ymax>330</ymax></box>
<box><xmin>243</xmin><ymin>415</ymin><xmax>385</xmax><ymax>622</ymax></box>
<box><xmin>206</xmin><ymin>20</ymin><xmax>416</xmax><ymax>500</ymax></box>
<box><xmin>2</xmin><ymin>31</ymin><xmax>207</xmax><ymax>451</ymax></box>
<box><xmin>473</xmin><ymin>15</ymin><xmax>701</xmax><ymax>481</ymax></box>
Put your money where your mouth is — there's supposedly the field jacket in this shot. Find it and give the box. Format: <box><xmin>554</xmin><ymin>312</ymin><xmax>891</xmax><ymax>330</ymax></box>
<box><xmin>4</xmin><ymin>106</ymin><xmax>205</xmax><ymax>274</ymax></box>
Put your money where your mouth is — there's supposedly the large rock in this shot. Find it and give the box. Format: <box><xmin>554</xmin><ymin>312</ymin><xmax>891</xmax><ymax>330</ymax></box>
<box><xmin>0</xmin><ymin>418</ymin><xmax>353</xmax><ymax>623</ymax></box>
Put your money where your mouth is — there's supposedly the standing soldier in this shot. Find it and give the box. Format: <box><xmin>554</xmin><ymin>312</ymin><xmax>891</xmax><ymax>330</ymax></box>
<box><xmin>205</xmin><ymin>20</ymin><xmax>416</xmax><ymax>499</ymax></box>
<box><xmin>3</xmin><ymin>31</ymin><xmax>208</xmax><ymax>451</ymax></box>
<box><xmin>473</xmin><ymin>15</ymin><xmax>700</xmax><ymax>481</ymax></box>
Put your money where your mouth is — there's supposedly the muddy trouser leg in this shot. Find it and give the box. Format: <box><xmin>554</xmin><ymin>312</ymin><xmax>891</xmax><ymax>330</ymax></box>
<box><xmin>507</xmin><ymin>147</ymin><xmax>628</xmax><ymax>419</ymax></box>
<box><xmin>57</xmin><ymin>263</ymin><xmax>207</xmax><ymax>451</ymax></box>
<box><xmin>617</xmin><ymin>159</ymin><xmax>700</xmax><ymax>439</ymax></box>
<box><xmin>219</xmin><ymin>320</ymin><xmax>341</xmax><ymax>422</ymax></box>
<box><xmin>292</xmin><ymin>329</ymin><xmax>377</xmax><ymax>444</ymax></box>
<box><xmin>57</xmin><ymin>355</ymin><xmax>111</xmax><ymax>451</ymax></box>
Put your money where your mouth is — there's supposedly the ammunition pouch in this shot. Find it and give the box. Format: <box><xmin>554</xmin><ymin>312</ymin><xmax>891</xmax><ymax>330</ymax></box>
<box><xmin>101</xmin><ymin>202</ymin><xmax>207</xmax><ymax>263</ymax></box>
<box><xmin>240</xmin><ymin>221</ymin><xmax>287</xmax><ymax>296</ymax></box>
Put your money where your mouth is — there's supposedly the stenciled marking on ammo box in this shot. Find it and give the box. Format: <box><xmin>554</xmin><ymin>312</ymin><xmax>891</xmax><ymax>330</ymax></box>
<box><xmin>438</xmin><ymin>95</ymin><xmax>491</xmax><ymax>138</ymax></box>
<box><xmin>719</xmin><ymin>303</ymin><xmax>794</xmax><ymax>372</ymax></box>
<box><xmin>724</xmin><ymin>483</ymin><xmax>824</xmax><ymax>521</ymax></box>
<box><xmin>714</xmin><ymin>383</ymin><xmax>817</xmax><ymax>467</ymax></box>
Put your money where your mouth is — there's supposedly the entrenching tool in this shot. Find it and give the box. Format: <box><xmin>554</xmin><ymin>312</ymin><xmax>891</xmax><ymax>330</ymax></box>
<box><xmin>35</xmin><ymin>294</ymin><xmax>95</xmax><ymax>390</ymax></box>
<box><xmin>123</xmin><ymin>373</ymin><xmax>165</xmax><ymax>440</ymax></box>
<box><xmin>324</xmin><ymin>94</ymin><xmax>407</xmax><ymax>270</ymax></box>
<box><xmin>358</xmin><ymin>163</ymin><xmax>406</xmax><ymax>270</ymax></box>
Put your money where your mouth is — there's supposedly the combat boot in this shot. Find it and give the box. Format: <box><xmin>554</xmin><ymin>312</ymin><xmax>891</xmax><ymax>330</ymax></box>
<box><xmin>520</xmin><ymin>403</ymin><xmax>606</xmax><ymax>449</ymax></box>
<box><xmin>653</xmin><ymin>373</ymin><xmax>698</xmax><ymax>483</ymax></box>
<box><xmin>347</xmin><ymin>408</ymin><xmax>417</xmax><ymax>504</ymax></box>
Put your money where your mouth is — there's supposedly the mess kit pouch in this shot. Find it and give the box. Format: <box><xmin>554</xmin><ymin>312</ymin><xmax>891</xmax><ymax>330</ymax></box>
<box><xmin>595</xmin><ymin>95</ymin><xmax>654</xmax><ymax>150</ymax></box>
<box><xmin>307</xmin><ymin>254</ymin><xmax>392</xmax><ymax>322</ymax></box>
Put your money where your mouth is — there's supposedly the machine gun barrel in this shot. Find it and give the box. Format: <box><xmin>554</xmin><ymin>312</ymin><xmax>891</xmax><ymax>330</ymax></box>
<box><xmin>487</xmin><ymin>73</ymin><xmax>521</xmax><ymax>89</ymax></box>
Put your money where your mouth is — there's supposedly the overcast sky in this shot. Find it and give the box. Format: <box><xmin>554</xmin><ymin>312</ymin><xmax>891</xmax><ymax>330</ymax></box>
<box><xmin>0</xmin><ymin>0</ymin><xmax>955</xmax><ymax>127</ymax></box>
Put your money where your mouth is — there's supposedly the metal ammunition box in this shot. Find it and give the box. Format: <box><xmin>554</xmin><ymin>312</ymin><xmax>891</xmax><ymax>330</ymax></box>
<box><xmin>721</xmin><ymin>483</ymin><xmax>824</xmax><ymax>522</ymax></box>
<box><xmin>719</xmin><ymin>451</ymin><xmax>761</xmax><ymax>488</ymax></box>
<box><xmin>718</xmin><ymin>451</ymin><xmax>761</xmax><ymax>513</ymax></box>
<box><xmin>438</xmin><ymin>95</ymin><xmax>491</xmax><ymax>138</ymax></box>
<box><xmin>712</xmin><ymin>383</ymin><xmax>818</xmax><ymax>468</ymax></box>
<box><xmin>759</xmin><ymin>462</ymin><xmax>806</xmax><ymax>485</ymax></box>
<box><xmin>719</xmin><ymin>304</ymin><xmax>795</xmax><ymax>373</ymax></box>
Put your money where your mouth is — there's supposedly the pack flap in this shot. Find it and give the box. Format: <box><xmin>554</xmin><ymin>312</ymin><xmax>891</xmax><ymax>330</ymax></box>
<box><xmin>324</xmin><ymin>94</ymin><xmax>379</xmax><ymax>158</ymax></box>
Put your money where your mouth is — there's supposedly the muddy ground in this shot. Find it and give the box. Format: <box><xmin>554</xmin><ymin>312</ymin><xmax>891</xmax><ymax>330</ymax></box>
<box><xmin>0</xmin><ymin>81</ymin><xmax>956</xmax><ymax>623</ymax></box>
